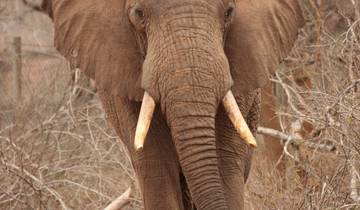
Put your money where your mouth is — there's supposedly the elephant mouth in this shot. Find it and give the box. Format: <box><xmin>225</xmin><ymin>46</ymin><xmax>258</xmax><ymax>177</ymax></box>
<box><xmin>134</xmin><ymin>90</ymin><xmax>257</xmax><ymax>151</ymax></box>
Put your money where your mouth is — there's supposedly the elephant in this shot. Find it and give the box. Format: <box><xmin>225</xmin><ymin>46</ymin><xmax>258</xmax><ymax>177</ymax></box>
<box><xmin>42</xmin><ymin>0</ymin><xmax>304</xmax><ymax>209</ymax></box>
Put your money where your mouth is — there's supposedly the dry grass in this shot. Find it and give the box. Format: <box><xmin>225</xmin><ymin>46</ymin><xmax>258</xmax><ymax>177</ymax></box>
<box><xmin>0</xmin><ymin>0</ymin><xmax>359</xmax><ymax>209</ymax></box>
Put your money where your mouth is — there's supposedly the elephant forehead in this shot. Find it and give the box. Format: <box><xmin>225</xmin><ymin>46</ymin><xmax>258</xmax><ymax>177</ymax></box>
<box><xmin>139</xmin><ymin>0</ymin><xmax>225</xmax><ymax>15</ymax></box>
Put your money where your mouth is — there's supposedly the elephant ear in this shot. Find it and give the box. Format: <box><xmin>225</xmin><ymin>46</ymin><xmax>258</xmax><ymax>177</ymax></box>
<box><xmin>226</xmin><ymin>0</ymin><xmax>304</xmax><ymax>96</ymax></box>
<box><xmin>44</xmin><ymin>0</ymin><xmax>144</xmax><ymax>100</ymax></box>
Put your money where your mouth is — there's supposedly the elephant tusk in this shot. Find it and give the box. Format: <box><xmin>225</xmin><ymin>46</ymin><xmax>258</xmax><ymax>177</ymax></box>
<box><xmin>222</xmin><ymin>90</ymin><xmax>257</xmax><ymax>148</ymax></box>
<box><xmin>104</xmin><ymin>186</ymin><xmax>132</xmax><ymax>210</ymax></box>
<box><xmin>134</xmin><ymin>92</ymin><xmax>156</xmax><ymax>151</ymax></box>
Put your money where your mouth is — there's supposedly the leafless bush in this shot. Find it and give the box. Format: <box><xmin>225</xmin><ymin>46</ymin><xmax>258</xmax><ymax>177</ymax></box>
<box><xmin>0</xmin><ymin>75</ymin><xmax>143</xmax><ymax>209</ymax></box>
<box><xmin>246</xmin><ymin>1</ymin><xmax>360</xmax><ymax>209</ymax></box>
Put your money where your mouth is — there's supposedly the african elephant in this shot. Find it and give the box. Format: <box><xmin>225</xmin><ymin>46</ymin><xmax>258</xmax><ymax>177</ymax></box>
<box><xmin>42</xmin><ymin>0</ymin><xmax>304</xmax><ymax>209</ymax></box>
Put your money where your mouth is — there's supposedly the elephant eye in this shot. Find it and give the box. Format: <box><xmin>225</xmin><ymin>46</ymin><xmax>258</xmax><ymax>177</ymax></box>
<box><xmin>225</xmin><ymin>7</ymin><xmax>234</xmax><ymax>20</ymax></box>
<box><xmin>135</xmin><ymin>8</ymin><xmax>145</xmax><ymax>18</ymax></box>
<box><xmin>129</xmin><ymin>6</ymin><xmax>147</xmax><ymax>31</ymax></box>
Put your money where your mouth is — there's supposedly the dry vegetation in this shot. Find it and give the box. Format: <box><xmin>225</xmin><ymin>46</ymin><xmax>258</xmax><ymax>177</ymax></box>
<box><xmin>0</xmin><ymin>0</ymin><xmax>359</xmax><ymax>209</ymax></box>
<box><xmin>247</xmin><ymin>1</ymin><xmax>360</xmax><ymax>209</ymax></box>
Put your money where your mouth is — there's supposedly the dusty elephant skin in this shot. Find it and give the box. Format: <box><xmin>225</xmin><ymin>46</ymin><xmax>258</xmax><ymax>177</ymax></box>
<box><xmin>42</xmin><ymin>0</ymin><xmax>304</xmax><ymax>209</ymax></box>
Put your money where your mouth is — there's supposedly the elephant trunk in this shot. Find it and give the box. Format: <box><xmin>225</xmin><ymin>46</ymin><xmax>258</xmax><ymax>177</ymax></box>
<box><xmin>136</xmin><ymin>20</ymin><xmax>258</xmax><ymax>207</ymax></box>
<box><xmin>138</xmin><ymin>7</ymin><xmax>237</xmax><ymax>208</ymax></box>
<box><xmin>164</xmin><ymin>86</ymin><xmax>227</xmax><ymax>210</ymax></box>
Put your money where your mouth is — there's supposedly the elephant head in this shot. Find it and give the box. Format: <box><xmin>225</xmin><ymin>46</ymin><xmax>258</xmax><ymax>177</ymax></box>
<box><xmin>43</xmin><ymin>0</ymin><xmax>304</xmax><ymax>209</ymax></box>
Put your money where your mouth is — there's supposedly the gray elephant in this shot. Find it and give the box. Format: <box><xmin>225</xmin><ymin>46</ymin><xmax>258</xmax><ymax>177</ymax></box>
<box><xmin>42</xmin><ymin>0</ymin><xmax>304</xmax><ymax>209</ymax></box>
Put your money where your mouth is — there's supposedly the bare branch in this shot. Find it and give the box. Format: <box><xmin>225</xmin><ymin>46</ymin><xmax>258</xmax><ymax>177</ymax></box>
<box><xmin>104</xmin><ymin>187</ymin><xmax>132</xmax><ymax>210</ymax></box>
<box><xmin>257</xmin><ymin>126</ymin><xmax>336</xmax><ymax>152</ymax></box>
<box><xmin>2</xmin><ymin>162</ymin><xmax>70</xmax><ymax>210</ymax></box>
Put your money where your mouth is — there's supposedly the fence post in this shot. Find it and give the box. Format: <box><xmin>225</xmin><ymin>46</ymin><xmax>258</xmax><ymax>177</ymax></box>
<box><xmin>12</xmin><ymin>37</ymin><xmax>22</xmax><ymax>101</ymax></box>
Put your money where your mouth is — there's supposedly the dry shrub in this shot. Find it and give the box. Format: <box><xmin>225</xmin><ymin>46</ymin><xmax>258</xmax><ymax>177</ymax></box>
<box><xmin>246</xmin><ymin>1</ymin><xmax>360</xmax><ymax>209</ymax></box>
<box><xmin>0</xmin><ymin>79</ymin><xmax>141</xmax><ymax>209</ymax></box>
